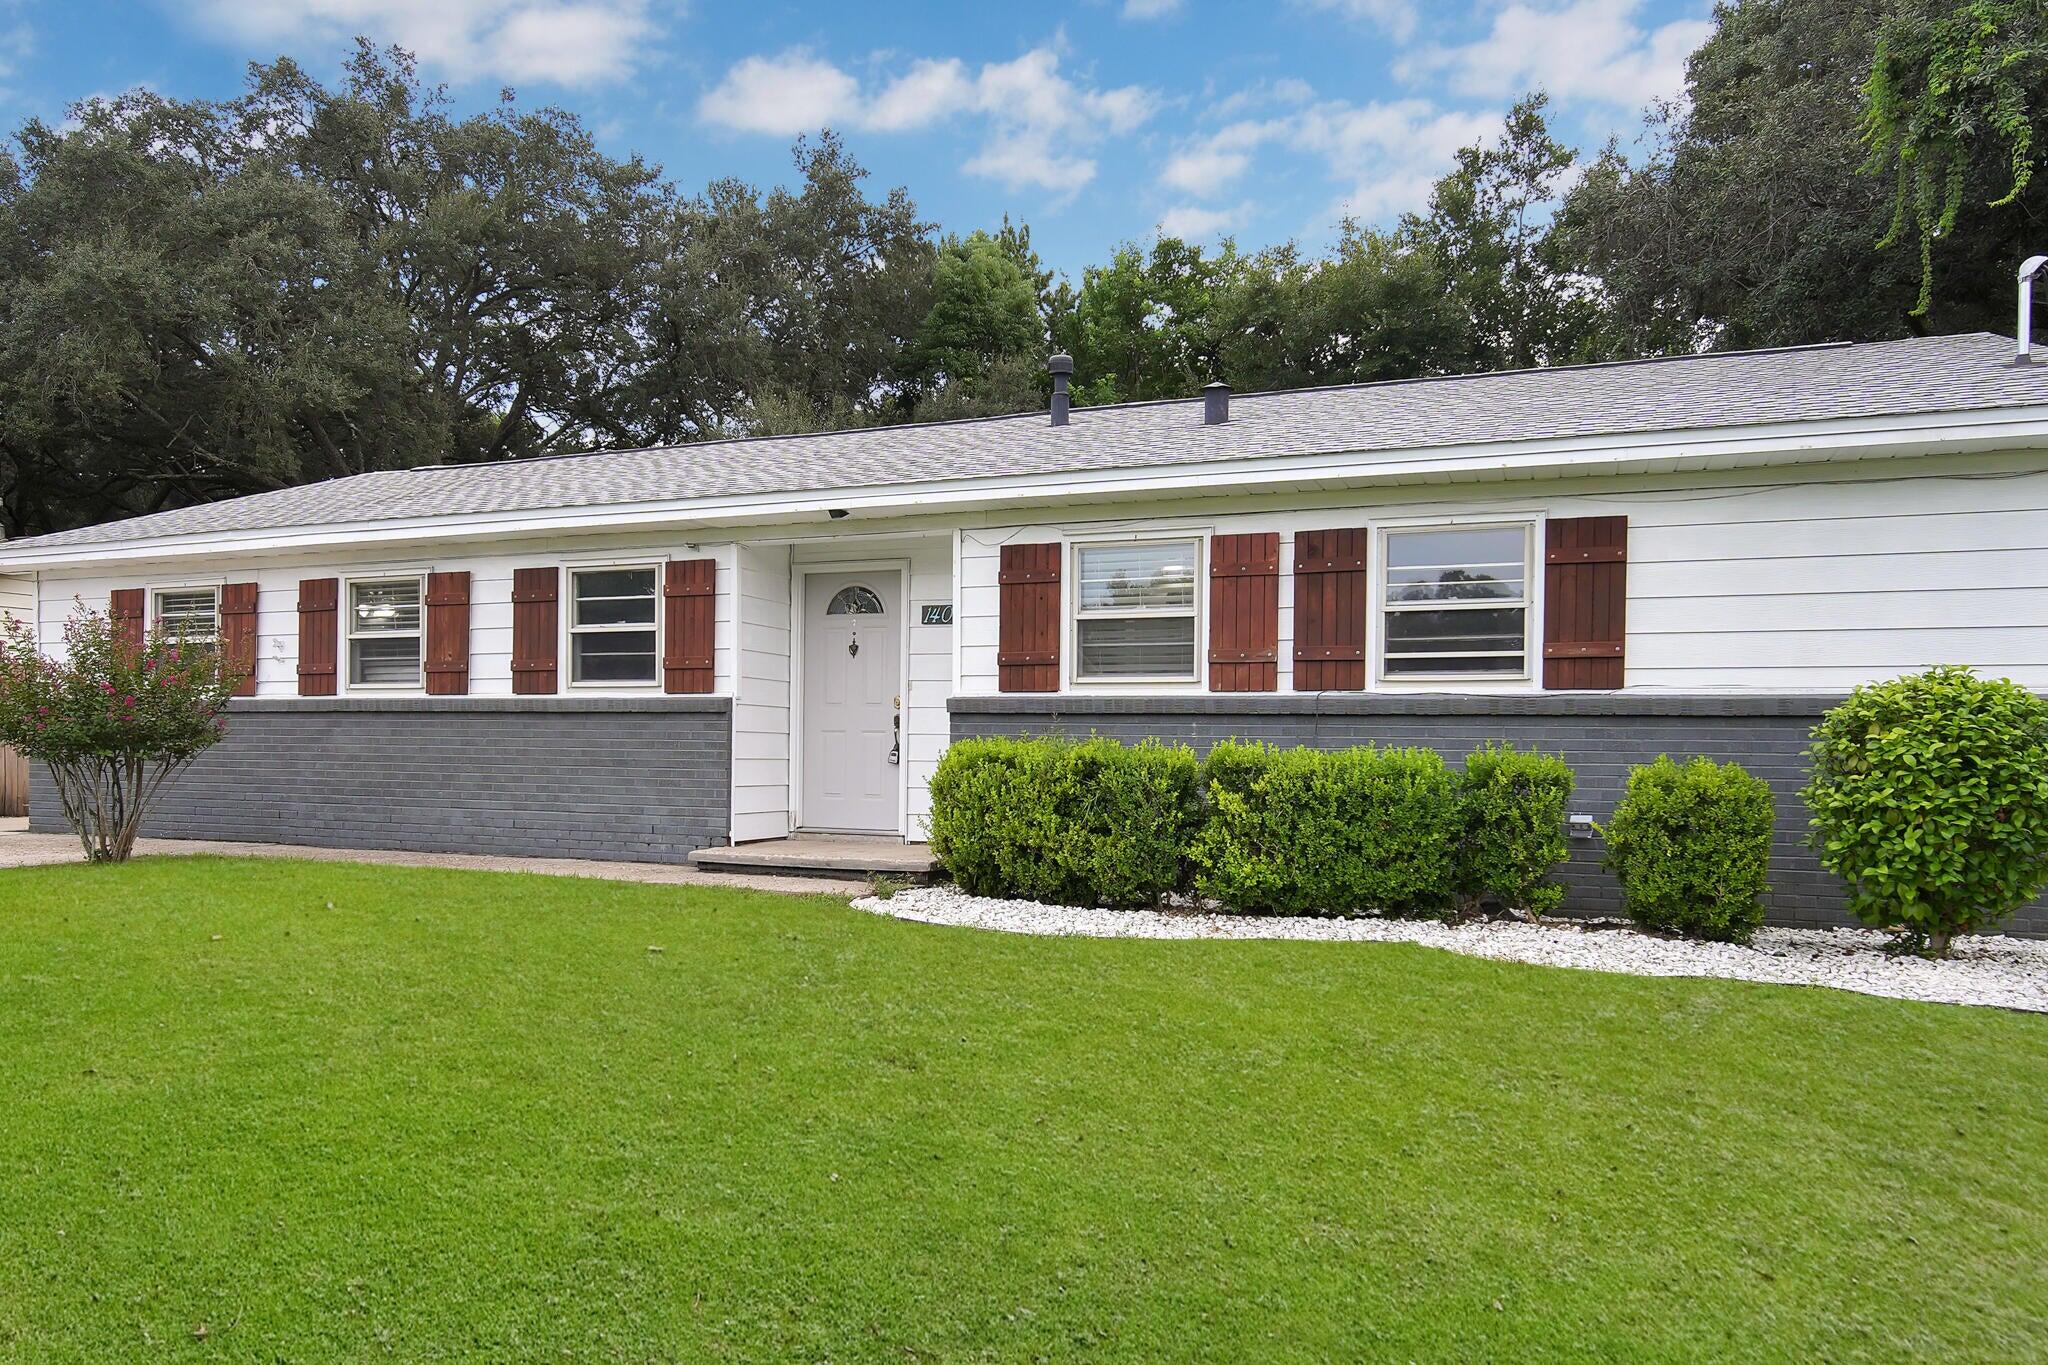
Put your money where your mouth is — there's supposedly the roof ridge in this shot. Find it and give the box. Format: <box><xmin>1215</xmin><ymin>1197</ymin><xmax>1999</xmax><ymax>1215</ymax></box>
<box><xmin>5</xmin><ymin>331</ymin><xmax>2035</xmax><ymax>556</ymax></box>
<box><xmin>422</xmin><ymin>334</ymin><xmax>1981</xmax><ymax>476</ymax></box>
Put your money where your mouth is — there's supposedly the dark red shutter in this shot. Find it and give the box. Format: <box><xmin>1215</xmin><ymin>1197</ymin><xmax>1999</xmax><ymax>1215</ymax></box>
<box><xmin>511</xmin><ymin>567</ymin><xmax>559</xmax><ymax>695</ymax></box>
<box><xmin>221</xmin><ymin>582</ymin><xmax>259</xmax><ymax>697</ymax></box>
<box><xmin>296</xmin><ymin>578</ymin><xmax>338</xmax><ymax>696</ymax></box>
<box><xmin>663</xmin><ymin>558</ymin><xmax>717</xmax><ymax>694</ymax></box>
<box><xmin>998</xmin><ymin>543</ymin><xmax>1061</xmax><ymax>693</ymax></box>
<box><xmin>1543</xmin><ymin>516</ymin><xmax>1627</xmax><ymax>690</ymax></box>
<box><xmin>1292</xmin><ymin>528</ymin><xmax>1368</xmax><ymax>691</ymax></box>
<box><xmin>425</xmin><ymin>571</ymin><xmax>471</xmax><ymax>696</ymax></box>
<box><xmin>1209</xmin><ymin>533</ymin><xmax>1279</xmax><ymax>692</ymax></box>
<box><xmin>110</xmin><ymin>589</ymin><xmax>145</xmax><ymax>651</ymax></box>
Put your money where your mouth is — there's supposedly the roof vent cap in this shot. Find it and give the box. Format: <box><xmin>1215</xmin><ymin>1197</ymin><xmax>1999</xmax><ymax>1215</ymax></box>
<box><xmin>2020</xmin><ymin>255</ymin><xmax>2048</xmax><ymax>364</ymax></box>
<box><xmin>1203</xmin><ymin>380</ymin><xmax>1231</xmax><ymax>425</ymax></box>
<box><xmin>1049</xmin><ymin>352</ymin><xmax>1074</xmax><ymax>426</ymax></box>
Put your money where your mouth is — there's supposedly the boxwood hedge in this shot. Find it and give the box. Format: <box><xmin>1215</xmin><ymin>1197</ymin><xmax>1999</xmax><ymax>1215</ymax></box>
<box><xmin>925</xmin><ymin>736</ymin><xmax>1202</xmax><ymax>908</ymax></box>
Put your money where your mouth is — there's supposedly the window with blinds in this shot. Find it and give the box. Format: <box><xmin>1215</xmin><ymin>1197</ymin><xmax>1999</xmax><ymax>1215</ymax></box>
<box><xmin>1072</xmin><ymin>539</ymin><xmax>1199</xmax><ymax>681</ymax></box>
<box><xmin>348</xmin><ymin>577</ymin><xmax>424</xmax><ymax>687</ymax></box>
<box><xmin>153</xmin><ymin>587</ymin><xmax>220</xmax><ymax>645</ymax></box>
<box><xmin>1380</xmin><ymin>525</ymin><xmax>1531</xmax><ymax>678</ymax></box>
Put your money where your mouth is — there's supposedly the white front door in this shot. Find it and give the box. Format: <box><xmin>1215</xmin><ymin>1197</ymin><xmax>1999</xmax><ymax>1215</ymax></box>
<box><xmin>800</xmin><ymin>571</ymin><xmax>902</xmax><ymax>833</ymax></box>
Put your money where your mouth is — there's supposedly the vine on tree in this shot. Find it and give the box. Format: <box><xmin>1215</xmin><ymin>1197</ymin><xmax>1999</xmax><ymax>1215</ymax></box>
<box><xmin>1863</xmin><ymin>0</ymin><xmax>2045</xmax><ymax>315</ymax></box>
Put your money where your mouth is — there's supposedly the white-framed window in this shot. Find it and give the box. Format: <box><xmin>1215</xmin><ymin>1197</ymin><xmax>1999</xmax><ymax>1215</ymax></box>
<box><xmin>569</xmin><ymin>564</ymin><xmax>660</xmax><ymax>685</ymax></box>
<box><xmin>153</xmin><ymin>586</ymin><xmax>220</xmax><ymax>645</ymax></box>
<box><xmin>1071</xmin><ymin>538</ymin><xmax>1201</xmax><ymax>682</ymax></box>
<box><xmin>347</xmin><ymin>576</ymin><xmax>424</xmax><ymax>688</ymax></box>
<box><xmin>1379</xmin><ymin>523</ymin><xmax>1533</xmax><ymax>680</ymax></box>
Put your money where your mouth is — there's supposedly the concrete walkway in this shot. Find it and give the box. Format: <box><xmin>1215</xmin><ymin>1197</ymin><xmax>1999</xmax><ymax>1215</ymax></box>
<box><xmin>0</xmin><ymin>827</ymin><xmax>872</xmax><ymax>897</ymax></box>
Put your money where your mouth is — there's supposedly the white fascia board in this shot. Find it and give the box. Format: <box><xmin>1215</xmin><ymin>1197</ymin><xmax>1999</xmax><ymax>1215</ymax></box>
<box><xmin>7</xmin><ymin>404</ymin><xmax>2048</xmax><ymax>570</ymax></box>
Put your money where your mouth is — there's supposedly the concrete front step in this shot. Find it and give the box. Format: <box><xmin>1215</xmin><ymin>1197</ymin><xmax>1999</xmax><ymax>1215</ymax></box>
<box><xmin>688</xmin><ymin>836</ymin><xmax>938</xmax><ymax>882</ymax></box>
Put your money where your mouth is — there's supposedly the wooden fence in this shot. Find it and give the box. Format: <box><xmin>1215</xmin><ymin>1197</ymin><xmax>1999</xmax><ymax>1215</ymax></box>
<box><xmin>0</xmin><ymin>745</ymin><xmax>26</xmax><ymax>818</ymax></box>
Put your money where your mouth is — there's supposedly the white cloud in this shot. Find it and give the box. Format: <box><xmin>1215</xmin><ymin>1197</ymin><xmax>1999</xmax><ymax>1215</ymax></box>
<box><xmin>0</xmin><ymin>18</ymin><xmax>28</xmax><ymax>90</ymax></box>
<box><xmin>0</xmin><ymin>17</ymin><xmax>26</xmax><ymax>106</ymax></box>
<box><xmin>1158</xmin><ymin>119</ymin><xmax>1276</xmax><ymax>196</ymax></box>
<box><xmin>1294</xmin><ymin>98</ymin><xmax>1499</xmax><ymax>220</ymax></box>
<box><xmin>487</xmin><ymin>5</ymin><xmax>652</xmax><ymax>85</ymax></box>
<box><xmin>698</xmin><ymin>45</ymin><xmax>1156</xmax><ymax>193</ymax></box>
<box><xmin>966</xmin><ymin>132</ymin><xmax>1090</xmax><ymax>192</ymax></box>
<box><xmin>1296</xmin><ymin>0</ymin><xmax>1419</xmax><ymax>43</ymax></box>
<box><xmin>1399</xmin><ymin>0</ymin><xmax>1712</xmax><ymax>107</ymax></box>
<box><xmin>186</xmin><ymin>0</ymin><xmax>659</xmax><ymax>87</ymax></box>
<box><xmin>1122</xmin><ymin>0</ymin><xmax>1182</xmax><ymax>16</ymax></box>
<box><xmin>864</xmin><ymin>58</ymin><xmax>973</xmax><ymax>133</ymax></box>
<box><xmin>696</xmin><ymin>51</ymin><xmax>861</xmax><ymax>135</ymax></box>
<box><xmin>1156</xmin><ymin>202</ymin><xmax>1249</xmax><ymax>239</ymax></box>
<box><xmin>1208</xmin><ymin>76</ymin><xmax>1315</xmax><ymax>120</ymax></box>
<box><xmin>1159</xmin><ymin>94</ymin><xmax>1494</xmax><ymax>226</ymax></box>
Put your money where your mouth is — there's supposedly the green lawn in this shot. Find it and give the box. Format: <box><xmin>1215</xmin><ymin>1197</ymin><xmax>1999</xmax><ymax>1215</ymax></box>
<box><xmin>0</xmin><ymin>859</ymin><xmax>2043</xmax><ymax>1362</ymax></box>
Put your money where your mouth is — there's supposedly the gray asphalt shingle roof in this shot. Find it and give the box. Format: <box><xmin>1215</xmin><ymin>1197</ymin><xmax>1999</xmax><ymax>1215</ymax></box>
<box><xmin>10</xmin><ymin>332</ymin><xmax>2046</xmax><ymax>553</ymax></box>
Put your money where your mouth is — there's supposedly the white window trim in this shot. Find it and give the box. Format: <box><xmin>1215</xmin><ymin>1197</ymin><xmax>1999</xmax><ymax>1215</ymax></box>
<box><xmin>565</xmin><ymin>561</ymin><xmax>663</xmax><ymax>690</ymax></box>
<box><xmin>150</xmin><ymin>583</ymin><xmax>223</xmax><ymax>644</ymax></box>
<box><xmin>1067</xmin><ymin>534</ymin><xmax>1206</xmax><ymax>687</ymax></box>
<box><xmin>1374</xmin><ymin>521</ymin><xmax>1536</xmax><ymax>686</ymax></box>
<box><xmin>343</xmin><ymin>573</ymin><xmax>427</xmax><ymax>693</ymax></box>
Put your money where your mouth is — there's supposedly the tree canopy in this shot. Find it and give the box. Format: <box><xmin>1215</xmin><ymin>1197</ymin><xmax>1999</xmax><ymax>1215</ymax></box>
<box><xmin>1557</xmin><ymin>0</ymin><xmax>2045</xmax><ymax>351</ymax></box>
<box><xmin>2</xmin><ymin>2</ymin><xmax>2042</xmax><ymax>537</ymax></box>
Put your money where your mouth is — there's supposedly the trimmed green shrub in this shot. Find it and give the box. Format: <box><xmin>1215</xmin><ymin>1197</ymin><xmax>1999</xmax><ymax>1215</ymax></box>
<box><xmin>1602</xmin><ymin>756</ymin><xmax>1774</xmax><ymax>943</ymax></box>
<box><xmin>1456</xmin><ymin>743</ymin><xmax>1574</xmax><ymax>916</ymax></box>
<box><xmin>1192</xmin><ymin>741</ymin><xmax>1460</xmax><ymax>917</ymax></box>
<box><xmin>1804</xmin><ymin>665</ymin><xmax>2048</xmax><ymax>955</ymax></box>
<box><xmin>925</xmin><ymin>736</ymin><xmax>1201</xmax><ymax>907</ymax></box>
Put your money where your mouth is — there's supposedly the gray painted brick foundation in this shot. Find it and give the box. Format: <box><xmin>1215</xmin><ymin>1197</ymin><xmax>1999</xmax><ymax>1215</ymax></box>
<box><xmin>951</xmin><ymin>694</ymin><xmax>2048</xmax><ymax>937</ymax></box>
<box><xmin>29</xmin><ymin>697</ymin><xmax>733</xmax><ymax>864</ymax></box>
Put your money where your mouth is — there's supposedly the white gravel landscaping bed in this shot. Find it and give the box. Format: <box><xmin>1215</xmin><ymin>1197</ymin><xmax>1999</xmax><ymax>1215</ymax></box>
<box><xmin>851</xmin><ymin>885</ymin><xmax>2048</xmax><ymax>1013</ymax></box>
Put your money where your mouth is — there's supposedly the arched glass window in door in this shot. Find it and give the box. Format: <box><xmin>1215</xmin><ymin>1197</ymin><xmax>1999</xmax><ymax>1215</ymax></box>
<box><xmin>826</xmin><ymin>585</ymin><xmax>885</xmax><ymax>616</ymax></box>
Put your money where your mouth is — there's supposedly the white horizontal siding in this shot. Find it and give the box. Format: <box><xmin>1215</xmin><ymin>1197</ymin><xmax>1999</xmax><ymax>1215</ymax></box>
<box><xmin>35</xmin><ymin>538</ymin><xmax>739</xmax><ymax>700</ymax></box>
<box><xmin>23</xmin><ymin>450</ymin><xmax>2048</xmax><ymax>851</ymax></box>
<box><xmin>903</xmin><ymin>539</ymin><xmax>953</xmax><ymax>836</ymax></box>
<box><xmin>731</xmin><ymin>542</ymin><xmax>791</xmax><ymax>843</ymax></box>
<box><xmin>0</xmin><ymin>574</ymin><xmax>34</xmax><ymax>630</ymax></box>
<box><xmin>957</xmin><ymin>455</ymin><xmax>2048</xmax><ymax>695</ymax></box>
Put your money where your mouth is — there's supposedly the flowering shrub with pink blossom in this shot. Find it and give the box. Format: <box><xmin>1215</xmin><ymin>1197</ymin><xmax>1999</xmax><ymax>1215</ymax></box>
<box><xmin>0</xmin><ymin>607</ymin><xmax>243</xmax><ymax>862</ymax></box>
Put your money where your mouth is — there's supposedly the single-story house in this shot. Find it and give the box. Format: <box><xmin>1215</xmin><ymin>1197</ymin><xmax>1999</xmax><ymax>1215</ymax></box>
<box><xmin>2</xmin><ymin>332</ymin><xmax>2045</xmax><ymax>930</ymax></box>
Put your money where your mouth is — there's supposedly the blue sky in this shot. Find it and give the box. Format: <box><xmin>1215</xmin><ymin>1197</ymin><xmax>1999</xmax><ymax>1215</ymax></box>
<box><xmin>0</xmin><ymin>0</ymin><xmax>1715</xmax><ymax>276</ymax></box>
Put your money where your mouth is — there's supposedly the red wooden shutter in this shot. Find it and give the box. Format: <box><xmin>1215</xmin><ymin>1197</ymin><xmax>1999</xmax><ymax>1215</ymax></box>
<box><xmin>110</xmin><ymin>588</ymin><xmax>145</xmax><ymax>650</ymax></box>
<box><xmin>511</xmin><ymin>567</ymin><xmax>560</xmax><ymax>695</ymax></box>
<box><xmin>425</xmin><ymin>571</ymin><xmax>472</xmax><ymax>696</ymax></box>
<box><xmin>221</xmin><ymin>582</ymin><xmax>259</xmax><ymax>697</ymax></box>
<box><xmin>296</xmin><ymin>578</ymin><xmax>339</xmax><ymax>696</ymax></box>
<box><xmin>1543</xmin><ymin>516</ymin><xmax>1627</xmax><ymax>690</ymax></box>
<box><xmin>1209</xmin><ymin>533</ymin><xmax>1279</xmax><ymax>692</ymax></box>
<box><xmin>663</xmin><ymin>558</ymin><xmax>717</xmax><ymax>694</ymax></box>
<box><xmin>1292</xmin><ymin>528</ymin><xmax>1368</xmax><ymax>691</ymax></box>
<box><xmin>998</xmin><ymin>543</ymin><xmax>1061</xmax><ymax>693</ymax></box>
